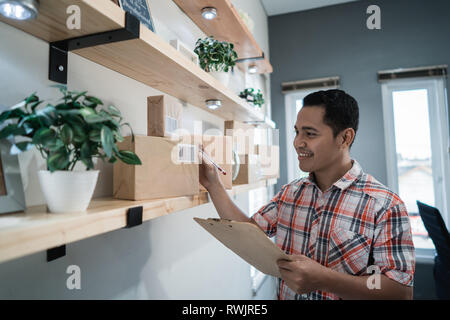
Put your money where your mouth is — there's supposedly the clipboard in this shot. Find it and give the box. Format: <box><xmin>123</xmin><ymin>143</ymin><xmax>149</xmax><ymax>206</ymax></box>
<box><xmin>194</xmin><ymin>217</ymin><xmax>292</xmax><ymax>277</ymax></box>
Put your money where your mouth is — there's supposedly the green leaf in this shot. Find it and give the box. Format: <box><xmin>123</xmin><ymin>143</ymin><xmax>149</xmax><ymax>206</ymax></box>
<box><xmin>80</xmin><ymin>107</ymin><xmax>108</xmax><ymax>123</ymax></box>
<box><xmin>46</xmin><ymin>138</ymin><xmax>64</xmax><ymax>152</ymax></box>
<box><xmin>71</xmin><ymin>123</ymin><xmax>87</xmax><ymax>144</ymax></box>
<box><xmin>113</xmin><ymin>129</ymin><xmax>124</xmax><ymax>143</ymax></box>
<box><xmin>88</xmin><ymin>128</ymin><xmax>101</xmax><ymax>143</ymax></box>
<box><xmin>85</xmin><ymin>96</ymin><xmax>103</xmax><ymax>105</ymax></box>
<box><xmin>50</xmin><ymin>84</ymin><xmax>68</xmax><ymax>94</ymax></box>
<box><xmin>60</xmin><ymin>124</ymin><xmax>73</xmax><ymax>145</ymax></box>
<box><xmin>115</xmin><ymin>149</ymin><xmax>142</xmax><ymax>165</ymax></box>
<box><xmin>10</xmin><ymin>141</ymin><xmax>34</xmax><ymax>155</ymax></box>
<box><xmin>72</xmin><ymin>91</ymin><xmax>88</xmax><ymax>102</ymax></box>
<box><xmin>47</xmin><ymin>148</ymin><xmax>70</xmax><ymax>172</ymax></box>
<box><xmin>107</xmin><ymin>105</ymin><xmax>122</xmax><ymax>118</ymax></box>
<box><xmin>108</xmin><ymin>156</ymin><xmax>117</xmax><ymax>164</ymax></box>
<box><xmin>80</xmin><ymin>141</ymin><xmax>91</xmax><ymax>159</ymax></box>
<box><xmin>32</xmin><ymin>128</ymin><xmax>55</xmax><ymax>145</ymax></box>
<box><xmin>101</xmin><ymin>125</ymin><xmax>114</xmax><ymax>158</ymax></box>
<box><xmin>0</xmin><ymin>124</ymin><xmax>27</xmax><ymax>140</ymax></box>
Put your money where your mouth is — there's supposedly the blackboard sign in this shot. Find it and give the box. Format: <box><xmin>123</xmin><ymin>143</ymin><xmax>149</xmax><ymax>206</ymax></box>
<box><xmin>119</xmin><ymin>0</ymin><xmax>155</xmax><ymax>32</ymax></box>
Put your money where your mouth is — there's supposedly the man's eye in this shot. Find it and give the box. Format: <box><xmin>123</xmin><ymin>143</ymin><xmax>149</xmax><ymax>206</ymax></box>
<box><xmin>307</xmin><ymin>132</ymin><xmax>316</xmax><ymax>137</ymax></box>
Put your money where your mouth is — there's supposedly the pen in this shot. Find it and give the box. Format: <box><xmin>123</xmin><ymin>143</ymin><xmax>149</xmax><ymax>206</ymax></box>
<box><xmin>200</xmin><ymin>149</ymin><xmax>227</xmax><ymax>175</ymax></box>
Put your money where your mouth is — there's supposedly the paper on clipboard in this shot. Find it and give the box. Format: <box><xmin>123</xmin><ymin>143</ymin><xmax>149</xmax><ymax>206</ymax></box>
<box><xmin>193</xmin><ymin>217</ymin><xmax>292</xmax><ymax>278</ymax></box>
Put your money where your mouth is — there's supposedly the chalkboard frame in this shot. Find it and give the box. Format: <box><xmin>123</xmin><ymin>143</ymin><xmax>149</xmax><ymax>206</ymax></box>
<box><xmin>118</xmin><ymin>0</ymin><xmax>155</xmax><ymax>33</ymax></box>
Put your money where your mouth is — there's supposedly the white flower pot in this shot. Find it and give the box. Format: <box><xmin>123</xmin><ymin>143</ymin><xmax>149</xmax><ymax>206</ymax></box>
<box><xmin>38</xmin><ymin>170</ymin><xmax>99</xmax><ymax>213</ymax></box>
<box><xmin>209</xmin><ymin>70</ymin><xmax>231</xmax><ymax>87</ymax></box>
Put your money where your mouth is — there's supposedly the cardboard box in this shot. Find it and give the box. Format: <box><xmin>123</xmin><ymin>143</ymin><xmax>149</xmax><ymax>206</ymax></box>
<box><xmin>147</xmin><ymin>95</ymin><xmax>183</xmax><ymax>137</ymax></box>
<box><xmin>255</xmin><ymin>145</ymin><xmax>280</xmax><ymax>179</ymax></box>
<box><xmin>233</xmin><ymin>154</ymin><xmax>261</xmax><ymax>185</ymax></box>
<box><xmin>179</xmin><ymin>135</ymin><xmax>233</xmax><ymax>190</ymax></box>
<box><xmin>224</xmin><ymin>120</ymin><xmax>256</xmax><ymax>155</ymax></box>
<box><xmin>113</xmin><ymin>135</ymin><xmax>199</xmax><ymax>200</ymax></box>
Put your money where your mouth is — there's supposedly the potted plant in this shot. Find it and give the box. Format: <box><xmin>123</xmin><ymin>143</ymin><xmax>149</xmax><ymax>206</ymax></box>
<box><xmin>0</xmin><ymin>85</ymin><xmax>141</xmax><ymax>213</ymax></box>
<box><xmin>194</xmin><ymin>36</ymin><xmax>238</xmax><ymax>86</ymax></box>
<box><xmin>239</xmin><ymin>88</ymin><xmax>265</xmax><ymax>109</ymax></box>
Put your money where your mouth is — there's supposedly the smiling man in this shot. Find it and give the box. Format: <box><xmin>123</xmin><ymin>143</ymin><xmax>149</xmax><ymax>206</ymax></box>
<box><xmin>199</xmin><ymin>89</ymin><xmax>415</xmax><ymax>300</ymax></box>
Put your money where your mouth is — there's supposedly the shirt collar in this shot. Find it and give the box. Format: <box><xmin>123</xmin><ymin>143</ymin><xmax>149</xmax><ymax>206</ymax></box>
<box><xmin>304</xmin><ymin>159</ymin><xmax>363</xmax><ymax>191</ymax></box>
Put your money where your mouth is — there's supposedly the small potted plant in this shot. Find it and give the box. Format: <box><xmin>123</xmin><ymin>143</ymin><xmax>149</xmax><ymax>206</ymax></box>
<box><xmin>194</xmin><ymin>36</ymin><xmax>238</xmax><ymax>86</ymax></box>
<box><xmin>0</xmin><ymin>85</ymin><xmax>142</xmax><ymax>213</ymax></box>
<box><xmin>239</xmin><ymin>88</ymin><xmax>265</xmax><ymax>109</ymax></box>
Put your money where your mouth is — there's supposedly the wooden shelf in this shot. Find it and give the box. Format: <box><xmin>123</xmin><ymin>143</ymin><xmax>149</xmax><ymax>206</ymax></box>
<box><xmin>0</xmin><ymin>0</ymin><xmax>269</xmax><ymax>124</ymax></box>
<box><xmin>0</xmin><ymin>179</ymin><xmax>277</xmax><ymax>264</ymax></box>
<box><xmin>173</xmin><ymin>0</ymin><xmax>273</xmax><ymax>74</ymax></box>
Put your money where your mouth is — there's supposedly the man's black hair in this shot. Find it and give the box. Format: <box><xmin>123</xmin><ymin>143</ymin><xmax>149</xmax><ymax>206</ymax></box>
<box><xmin>302</xmin><ymin>89</ymin><xmax>359</xmax><ymax>148</ymax></box>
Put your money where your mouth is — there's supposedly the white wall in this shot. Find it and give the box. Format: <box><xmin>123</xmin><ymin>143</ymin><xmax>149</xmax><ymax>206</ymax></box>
<box><xmin>0</xmin><ymin>0</ymin><xmax>276</xmax><ymax>299</ymax></box>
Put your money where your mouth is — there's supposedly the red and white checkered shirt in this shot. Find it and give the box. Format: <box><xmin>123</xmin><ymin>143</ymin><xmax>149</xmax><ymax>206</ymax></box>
<box><xmin>251</xmin><ymin>159</ymin><xmax>415</xmax><ymax>300</ymax></box>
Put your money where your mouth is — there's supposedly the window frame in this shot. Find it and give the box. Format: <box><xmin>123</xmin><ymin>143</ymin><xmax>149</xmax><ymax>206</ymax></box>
<box><xmin>381</xmin><ymin>77</ymin><xmax>450</xmax><ymax>229</ymax></box>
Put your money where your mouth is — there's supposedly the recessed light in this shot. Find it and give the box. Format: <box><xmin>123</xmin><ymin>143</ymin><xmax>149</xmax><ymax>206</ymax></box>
<box><xmin>248</xmin><ymin>65</ymin><xmax>258</xmax><ymax>74</ymax></box>
<box><xmin>205</xmin><ymin>99</ymin><xmax>222</xmax><ymax>110</ymax></box>
<box><xmin>201</xmin><ymin>7</ymin><xmax>217</xmax><ymax>20</ymax></box>
<box><xmin>0</xmin><ymin>0</ymin><xmax>39</xmax><ymax>20</ymax></box>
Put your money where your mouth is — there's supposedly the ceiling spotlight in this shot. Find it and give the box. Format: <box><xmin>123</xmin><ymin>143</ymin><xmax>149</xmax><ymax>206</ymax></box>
<box><xmin>201</xmin><ymin>7</ymin><xmax>217</xmax><ymax>20</ymax></box>
<box><xmin>248</xmin><ymin>65</ymin><xmax>258</xmax><ymax>74</ymax></box>
<box><xmin>205</xmin><ymin>99</ymin><xmax>222</xmax><ymax>110</ymax></box>
<box><xmin>0</xmin><ymin>0</ymin><xmax>39</xmax><ymax>20</ymax></box>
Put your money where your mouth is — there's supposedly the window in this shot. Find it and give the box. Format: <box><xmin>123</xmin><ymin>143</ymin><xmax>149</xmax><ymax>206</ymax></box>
<box><xmin>381</xmin><ymin>78</ymin><xmax>450</xmax><ymax>250</ymax></box>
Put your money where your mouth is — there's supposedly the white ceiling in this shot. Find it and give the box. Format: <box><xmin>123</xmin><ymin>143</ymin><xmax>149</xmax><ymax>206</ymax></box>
<box><xmin>261</xmin><ymin>0</ymin><xmax>360</xmax><ymax>16</ymax></box>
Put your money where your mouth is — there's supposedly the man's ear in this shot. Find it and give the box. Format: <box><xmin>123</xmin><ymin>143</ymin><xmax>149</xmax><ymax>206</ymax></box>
<box><xmin>340</xmin><ymin>128</ymin><xmax>355</xmax><ymax>148</ymax></box>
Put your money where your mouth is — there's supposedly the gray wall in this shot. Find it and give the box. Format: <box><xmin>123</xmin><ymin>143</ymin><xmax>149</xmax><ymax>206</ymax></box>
<box><xmin>269</xmin><ymin>0</ymin><xmax>450</xmax><ymax>190</ymax></box>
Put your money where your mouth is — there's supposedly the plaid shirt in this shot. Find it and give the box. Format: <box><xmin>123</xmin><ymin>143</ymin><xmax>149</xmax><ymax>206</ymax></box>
<box><xmin>251</xmin><ymin>159</ymin><xmax>415</xmax><ymax>300</ymax></box>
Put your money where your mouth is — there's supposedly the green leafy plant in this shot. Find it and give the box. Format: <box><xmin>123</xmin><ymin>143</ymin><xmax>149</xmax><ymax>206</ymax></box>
<box><xmin>194</xmin><ymin>36</ymin><xmax>238</xmax><ymax>73</ymax></box>
<box><xmin>0</xmin><ymin>85</ymin><xmax>142</xmax><ymax>172</ymax></box>
<box><xmin>239</xmin><ymin>88</ymin><xmax>264</xmax><ymax>108</ymax></box>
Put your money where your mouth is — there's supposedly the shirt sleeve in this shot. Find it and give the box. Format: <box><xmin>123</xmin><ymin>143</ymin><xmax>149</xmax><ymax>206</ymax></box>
<box><xmin>251</xmin><ymin>184</ymin><xmax>288</xmax><ymax>238</ymax></box>
<box><xmin>372</xmin><ymin>202</ymin><xmax>416</xmax><ymax>286</ymax></box>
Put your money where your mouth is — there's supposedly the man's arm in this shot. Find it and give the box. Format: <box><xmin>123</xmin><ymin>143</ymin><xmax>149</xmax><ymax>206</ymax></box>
<box><xmin>199</xmin><ymin>149</ymin><xmax>261</xmax><ymax>228</ymax></box>
<box><xmin>207</xmin><ymin>182</ymin><xmax>260</xmax><ymax>227</ymax></box>
<box><xmin>321</xmin><ymin>266</ymin><xmax>413</xmax><ymax>299</ymax></box>
<box><xmin>277</xmin><ymin>255</ymin><xmax>413</xmax><ymax>300</ymax></box>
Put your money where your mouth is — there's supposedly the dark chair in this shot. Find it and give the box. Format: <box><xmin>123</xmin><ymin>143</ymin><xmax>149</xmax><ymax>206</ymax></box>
<box><xmin>417</xmin><ymin>201</ymin><xmax>450</xmax><ymax>299</ymax></box>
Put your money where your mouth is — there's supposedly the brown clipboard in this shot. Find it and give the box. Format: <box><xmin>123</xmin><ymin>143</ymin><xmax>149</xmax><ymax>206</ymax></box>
<box><xmin>194</xmin><ymin>217</ymin><xmax>292</xmax><ymax>277</ymax></box>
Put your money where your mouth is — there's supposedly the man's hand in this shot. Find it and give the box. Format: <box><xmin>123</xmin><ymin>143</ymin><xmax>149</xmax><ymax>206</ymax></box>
<box><xmin>277</xmin><ymin>255</ymin><xmax>328</xmax><ymax>294</ymax></box>
<box><xmin>277</xmin><ymin>255</ymin><xmax>413</xmax><ymax>299</ymax></box>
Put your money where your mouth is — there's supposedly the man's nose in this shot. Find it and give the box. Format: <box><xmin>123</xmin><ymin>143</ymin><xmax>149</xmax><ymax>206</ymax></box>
<box><xmin>294</xmin><ymin>135</ymin><xmax>306</xmax><ymax>149</ymax></box>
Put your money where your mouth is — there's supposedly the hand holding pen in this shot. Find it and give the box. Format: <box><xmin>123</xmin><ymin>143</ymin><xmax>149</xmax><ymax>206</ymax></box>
<box><xmin>200</xmin><ymin>148</ymin><xmax>227</xmax><ymax>175</ymax></box>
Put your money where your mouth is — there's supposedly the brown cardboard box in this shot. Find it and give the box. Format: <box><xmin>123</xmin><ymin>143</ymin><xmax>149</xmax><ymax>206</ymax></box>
<box><xmin>113</xmin><ymin>135</ymin><xmax>199</xmax><ymax>200</ymax></box>
<box><xmin>224</xmin><ymin>120</ymin><xmax>256</xmax><ymax>155</ymax></box>
<box><xmin>233</xmin><ymin>154</ymin><xmax>261</xmax><ymax>185</ymax></box>
<box><xmin>179</xmin><ymin>135</ymin><xmax>233</xmax><ymax>190</ymax></box>
<box><xmin>255</xmin><ymin>145</ymin><xmax>280</xmax><ymax>179</ymax></box>
<box><xmin>147</xmin><ymin>95</ymin><xmax>183</xmax><ymax>137</ymax></box>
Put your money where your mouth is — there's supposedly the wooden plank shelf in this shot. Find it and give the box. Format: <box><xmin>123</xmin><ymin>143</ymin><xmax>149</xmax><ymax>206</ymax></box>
<box><xmin>172</xmin><ymin>0</ymin><xmax>273</xmax><ymax>74</ymax></box>
<box><xmin>0</xmin><ymin>179</ymin><xmax>277</xmax><ymax>264</ymax></box>
<box><xmin>0</xmin><ymin>0</ymin><xmax>270</xmax><ymax>124</ymax></box>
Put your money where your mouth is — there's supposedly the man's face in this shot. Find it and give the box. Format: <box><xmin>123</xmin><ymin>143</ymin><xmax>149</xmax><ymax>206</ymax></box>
<box><xmin>293</xmin><ymin>106</ymin><xmax>342</xmax><ymax>173</ymax></box>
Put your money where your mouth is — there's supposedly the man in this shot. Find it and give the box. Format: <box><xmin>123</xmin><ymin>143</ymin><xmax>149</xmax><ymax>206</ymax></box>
<box><xmin>199</xmin><ymin>89</ymin><xmax>415</xmax><ymax>300</ymax></box>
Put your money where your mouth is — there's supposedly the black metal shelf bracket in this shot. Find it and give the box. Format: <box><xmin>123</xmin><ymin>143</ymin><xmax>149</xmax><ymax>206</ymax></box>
<box><xmin>49</xmin><ymin>11</ymin><xmax>140</xmax><ymax>84</ymax></box>
<box><xmin>236</xmin><ymin>52</ymin><xmax>265</xmax><ymax>64</ymax></box>
<box><xmin>47</xmin><ymin>245</ymin><xmax>66</xmax><ymax>262</ymax></box>
<box><xmin>125</xmin><ymin>206</ymin><xmax>143</xmax><ymax>229</ymax></box>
